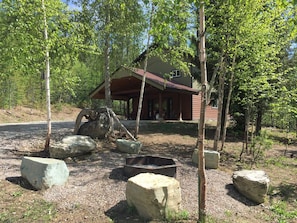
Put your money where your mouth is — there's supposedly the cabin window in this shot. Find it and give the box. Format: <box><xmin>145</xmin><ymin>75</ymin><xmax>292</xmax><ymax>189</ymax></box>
<box><xmin>171</xmin><ymin>69</ymin><xmax>181</xmax><ymax>78</ymax></box>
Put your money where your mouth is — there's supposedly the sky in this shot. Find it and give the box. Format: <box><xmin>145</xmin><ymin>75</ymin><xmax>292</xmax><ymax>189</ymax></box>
<box><xmin>61</xmin><ymin>0</ymin><xmax>80</xmax><ymax>10</ymax></box>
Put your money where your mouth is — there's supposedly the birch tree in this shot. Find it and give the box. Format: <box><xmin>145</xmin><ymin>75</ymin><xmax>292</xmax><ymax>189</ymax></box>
<box><xmin>74</xmin><ymin>0</ymin><xmax>145</xmax><ymax>109</ymax></box>
<box><xmin>134</xmin><ymin>2</ymin><xmax>154</xmax><ymax>139</ymax></box>
<box><xmin>134</xmin><ymin>0</ymin><xmax>194</xmax><ymax>137</ymax></box>
<box><xmin>42</xmin><ymin>0</ymin><xmax>51</xmax><ymax>149</ymax></box>
<box><xmin>1</xmin><ymin>0</ymin><xmax>87</xmax><ymax>149</ymax></box>
<box><xmin>204</xmin><ymin>0</ymin><xmax>295</xmax><ymax>151</ymax></box>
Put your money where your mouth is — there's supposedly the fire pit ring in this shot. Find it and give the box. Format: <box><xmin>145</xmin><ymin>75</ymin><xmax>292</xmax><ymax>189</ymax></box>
<box><xmin>123</xmin><ymin>155</ymin><xmax>179</xmax><ymax>178</ymax></box>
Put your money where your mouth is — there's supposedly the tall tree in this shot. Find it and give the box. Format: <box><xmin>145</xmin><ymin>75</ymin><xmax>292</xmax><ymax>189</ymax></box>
<box><xmin>197</xmin><ymin>2</ymin><xmax>207</xmax><ymax>222</ymax></box>
<box><xmin>74</xmin><ymin>0</ymin><xmax>145</xmax><ymax>109</ymax></box>
<box><xmin>134</xmin><ymin>0</ymin><xmax>194</xmax><ymax>137</ymax></box>
<box><xmin>233</xmin><ymin>0</ymin><xmax>294</xmax><ymax>152</ymax></box>
<box><xmin>103</xmin><ymin>3</ymin><xmax>112</xmax><ymax>108</ymax></box>
<box><xmin>204</xmin><ymin>0</ymin><xmax>295</xmax><ymax>151</ymax></box>
<box><xmin>134</xmin><ymin>2</ymin><xmax>154</xmax><ymax>139</ymax></box>
<box><xmin>1</xmin><ymin>0</ymin><xmax>87</xmax><ymax>107</ymax></box>
<box><xmin>1</xmin><ymin>0</ymin><xmax>88</xmax><ymax>149</ymax></box>
<box><xmin>42</xmin><ymin>0</ymin><xmax>51</xmax><ymax>149</ymax></box>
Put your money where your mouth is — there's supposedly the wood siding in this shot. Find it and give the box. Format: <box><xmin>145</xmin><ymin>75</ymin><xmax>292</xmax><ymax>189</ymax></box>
<box><xmin>138</xmin><ymin>56</ymin><xmax>192</xmax><ymax>87</ymax></box>
<box><xmin>192</xmin><ymin>94</ymin><xmax>218</xmax><ymax>120</ymax></box>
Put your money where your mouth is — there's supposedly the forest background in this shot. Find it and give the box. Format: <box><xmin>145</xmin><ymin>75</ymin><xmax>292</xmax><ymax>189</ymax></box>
<box><xmin>0</xmin><ymin>0</ymin><xmax>297</xmax><ymax>134</ymax></box>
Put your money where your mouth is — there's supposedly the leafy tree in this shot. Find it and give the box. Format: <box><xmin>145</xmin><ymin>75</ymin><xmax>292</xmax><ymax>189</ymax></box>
<box><xmin>42</xmin><ymin>0</ymin><xmax>52</xmax><ymax>149</ymax></box>
<box><xmin>134</xmin><ymin>2</ymin><xmax>154</xmax><ymax>139</ymax></box>
<box><xmin>233</xmin><ymin>1</ymin><xmax>295</xmax><ymax>153</ymax></box>
<box><xmin>73</xmin><ymin>0</ymin><xmax>145</xmax><ymax>109</ymax></box>
<box><xmin>134</xmin><ymin>0</ymin><xmax>194</xmax><ymax>137</ymax></box>
<box><xmin>0</xmin><ymin>0</ymin><xmax>89</xmax><ymax>149</ymax></box>
<box><xmin>203</xmin><ymin>0</ymin><xmax>296</xmax><ymax>151</ymax></box>
<box><xmin>0</xmin><ymin>0</ymin><xmax>87</xmax><ymax>108</ymax></box>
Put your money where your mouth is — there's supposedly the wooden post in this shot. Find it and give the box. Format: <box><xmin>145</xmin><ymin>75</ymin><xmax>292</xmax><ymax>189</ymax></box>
<box><xmin>158</xmin><ymin>93</ymin><xmax>162</xmax><ymax>120</ymax></box>
<box><xmin>197</xmin><ymin>2</ymin><xmax>207</xmax><ymax>222</ymax></box>
<box><xmin>179</xmin><ymin>94</ymin><xmax>183</xmax><ymax>121</ymax></box>
<box><xmin>127</xmin><ymin>99</ymin><xmax>130</xmax><ymax>119</ymax></box>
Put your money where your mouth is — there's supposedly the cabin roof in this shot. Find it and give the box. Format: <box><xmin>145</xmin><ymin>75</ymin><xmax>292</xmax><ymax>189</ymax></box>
<box><xmin>89</xmin><ymin>66</ymin><xmax>198</xmax><ymax>100</ymax></box>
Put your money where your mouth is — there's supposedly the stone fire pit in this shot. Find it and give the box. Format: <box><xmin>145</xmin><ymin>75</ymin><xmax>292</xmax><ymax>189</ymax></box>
<box><xmin>123</xmin><ymin>156</ymin><xmax>178</xmax><ymax>178</ymax></box>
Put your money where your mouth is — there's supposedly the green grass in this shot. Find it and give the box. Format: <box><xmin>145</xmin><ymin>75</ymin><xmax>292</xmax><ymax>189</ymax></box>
<box><xmin>0</xmin><ymin>199</ymin><xmax>56</xmax><ymax>223</ymax></box>
<box><xmin>205</xmin><ymin>215</ymin><xmax>230</xmax><ymax>223</ymax></box>
<box><xmin>166</xmin><ymin>209</ymin><xmax>189</xmax><ymax>222</ymax></box>
<box><xmin>11</xmin><ymin>190</ymin><xmax>23</xmax><ymax>197</ymax></box>
<box><xmin>270</xmin><ymin>201</ymin><xmax>297</xmax><ymax>223</ymax></box>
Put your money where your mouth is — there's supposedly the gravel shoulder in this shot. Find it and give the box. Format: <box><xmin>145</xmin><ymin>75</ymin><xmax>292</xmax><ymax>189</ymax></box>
<box><xmin>0</xmin><ymin>121</ymin><xmax>267</xmax><ymax>222</ymax></box>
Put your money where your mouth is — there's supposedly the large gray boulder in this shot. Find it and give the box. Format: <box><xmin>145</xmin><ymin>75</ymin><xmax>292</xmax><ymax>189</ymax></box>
<box><xmin>116</xmin><ymin>139</ymin><xmax>142</xmax><ymax>154</ymax></box>
<box><xmin>126</xmin><ymin>173</ymin><xmax>181</xmax><ymax>220</ymax></box>
<box><xmin>232</xmin><ymin>170</ymin><xmax>269</xmax><ymax>204</ymax></box>
<box><xmin>49</xmin><ymin>135</ymin><xmax>97</xmax><ymax>159</ymax></box>
<box><xmin>21</xmin><ymin>156</ymin><xmax>69</xmax><ymax>190</ymax></box>
<box><xmin>78</xmin><ymin>120</ymin><xmax>109</xmax><ymax>139</ymax></box>
<box><xmin>192</xmin><ymin>149</ymin><xmax>220</xmax><ymax>169</ymax></box>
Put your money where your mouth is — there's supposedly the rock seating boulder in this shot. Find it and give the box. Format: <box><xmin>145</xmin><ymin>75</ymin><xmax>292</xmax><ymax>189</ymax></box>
<box><xmin>116</xmin><ymin>139</ymin><xmax>142</xmax><ymax>154</ymax></box>
<box><xmin>21</xmin><ymin>156</ymin><xmax>69</xmax><ymax>190</ymax></box>
<box><xmin>126</xmin><ymin>173</ymin><xmax>181</xmax><ymax>220</ymax></box>
<box><xmin>192</xmin><ymin>149</ymin><xmax>220</xmax><ymax>169</ymax></box>
<box><xmin>49</xmin><ymin>135</ymin><xmax>97</xmax><ymax>159</ymax></box>
<box><xmin>78</xmin><ymin>120</ymin><xmax>109</xmax><ymax>139</ymax></box>
<box><xmin>232</xmin><ymin>170</ymin><xmax>269</xmax><ymax>204</ymax></box>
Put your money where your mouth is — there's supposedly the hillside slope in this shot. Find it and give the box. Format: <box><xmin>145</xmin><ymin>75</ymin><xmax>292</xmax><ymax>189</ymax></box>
<box><xmin>0</xmin><ymin>105</ymin><xmax>81</xmax><ymax>124</ymax></box>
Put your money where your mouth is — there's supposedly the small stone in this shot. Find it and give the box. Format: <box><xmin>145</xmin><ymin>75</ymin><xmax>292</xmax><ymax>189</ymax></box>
<box><xmin>192</xmin><ymin>149</ymin><xmax>220</xmax><ymax>169</ymax></box>
<box><xmin>116</xmin><ymin>139</ymin><xmax>142</xmax><ymax>154</ymax></box>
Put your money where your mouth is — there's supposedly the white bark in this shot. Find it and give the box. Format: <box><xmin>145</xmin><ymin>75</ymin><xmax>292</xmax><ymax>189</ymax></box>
<box><xmin>134</xmin><ymin>3</ymin><xmax>154</xmax><ymax>138</ymax></box>
<box><xmin>42</xmin><ymin>0</ymin><xmax>51</xmax><ymax>150</ymax></box>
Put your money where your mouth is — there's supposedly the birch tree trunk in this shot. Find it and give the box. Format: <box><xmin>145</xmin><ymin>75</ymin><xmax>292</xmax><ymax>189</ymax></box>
<box><xmin>213</xmin><ymin>62</ymin><xmax>225</xmax><ymax>151</ymax></box>
<box><xmin>206</xmin><ymin>52</ymin><xmax>224</xmax><ymax>105</ymax></box>
<box><xmin>220</xmin><ymin>52</ymin><xmax>236</xmax><ymax>151</ymax></box>
<box><xmin>42</xmin><ymin>0</ymin><xmax>51</xmax><ymax>151</ymax></box>
<box><xmin>134</xmin><ymin>3</ymin><xmax>154</xmax><ymax>138</ymax></box>
<box><xmin>104</xmin><ymin>5</ymin><xmax>112</xmax><ymax>109</ymax></box>
<box><xmin>240</xmin><ymin>107</ymin><xmax>250</xmax><ymax>161</ymax></box>
<box><xmin>197</xmin><ymin>2</ymin><xmax>207</xmax><ymax>222</ymax></box>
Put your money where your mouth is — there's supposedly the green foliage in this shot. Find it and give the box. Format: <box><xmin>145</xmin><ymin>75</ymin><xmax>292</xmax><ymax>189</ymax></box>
<box><xmin>1</xmin><ymin>0</ymin><xmax>296</xmax><ymax>122</ymax></box>
<box><xmin>23</xmin><ymin>200</ymin><xmax>56</xmax><ymax>221</ymax></box>
<box><xmin>270</xmin><ymin>201</ymin><xmax>297</xmax><ymax>223</ymax></box>
<box><xmin>204</xmin><ymin>215</ymin><xmax>230</xmax><ymax>223</ymax></box>
<box><xmin>11</xmin><ymin>190</ymin><xmax>23</xmax><ymax>197</ymax></box>
<box><xmin>148</xmin><ymin>0</ymin><xmax>194</xmax><ymax>75</ymax></box>
<box><xmin>205</xmin><ymin>0</ymin><xmax>297</xmax><ymax>132</ymax></box>
<box><xmin>266</xmin><ymin>47</ymin><xmax>297</xmax><ymax>131</ymax></box>
<box><xmin>0</xmin><ymin>198</ymin><xmax>57</xmax><ymax>222</ymax></box>
<box><xmin>165</xmin><ymin>209</ymin><xmax>189</xmax><ymax>222</ymax></box>
<box><xmin>265</xmin><ymin>156</ymin><xmax>288</xmax><ymax>168</ymax></box>
<box><xmin>76</xmin><ymin>0</ymin><xmax>145</xmax><ymax>71</ymax></box>
<box><xmin>250</xmin><ymin>130</ymin><xmax>273</xmax><ymax>166</ymax></box>
<box><xmin>0</xmin><ymin>0</ymin><xmax>100</xmax><ymax>109</ymax></box>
